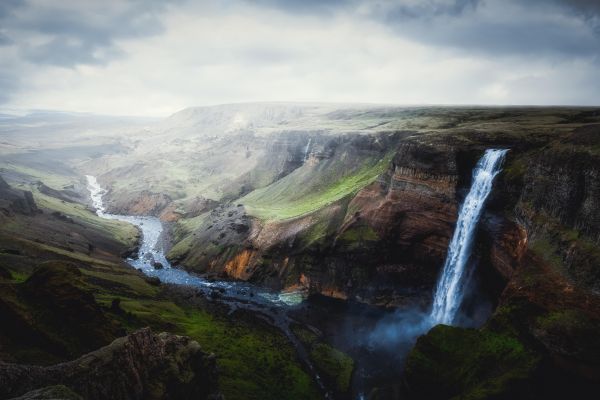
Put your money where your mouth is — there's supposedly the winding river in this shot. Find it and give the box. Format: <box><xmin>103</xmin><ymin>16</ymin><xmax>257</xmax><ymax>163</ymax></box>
<box><xmin>86</xmin><ymin>175</ymin><xmax>304</xmax><ymax>306</ymax></box>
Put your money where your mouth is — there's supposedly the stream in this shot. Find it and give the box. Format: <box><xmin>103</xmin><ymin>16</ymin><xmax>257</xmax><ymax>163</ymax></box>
<box><xmin>85</xmin><ymin>175</ymin><xmax>331</xmax><ymax>398</ymax></box>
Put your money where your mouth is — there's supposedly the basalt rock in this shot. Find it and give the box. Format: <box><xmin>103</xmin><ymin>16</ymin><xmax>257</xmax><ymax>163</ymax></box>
<box><xmin>0</xmin><ymin>328</ymin><xmax>221</xmax><ymax>400</ymax></box>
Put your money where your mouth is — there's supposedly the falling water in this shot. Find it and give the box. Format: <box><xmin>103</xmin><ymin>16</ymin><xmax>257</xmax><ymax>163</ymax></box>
<box><xmin>430</xmin><ymin>149</ymin><xmax>508</xmax><ymax>325</ymax></box>
<box><xmin>303</xmin><ymin>138</ymin><xmax>312</xmax><ymax>162</ymax></box>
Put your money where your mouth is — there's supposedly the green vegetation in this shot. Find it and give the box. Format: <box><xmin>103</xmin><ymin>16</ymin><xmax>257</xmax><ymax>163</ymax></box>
<box><xmin>32</xmin><ymin>189</ymin><xmax>138</xmax><ymax>247</ymax></box>
<box><xmin>292</xmin><ymin>325</ymin><xmax>354</xmax><ymax>394</ymax></box>
<box><xmin>0</xmin><ymin>162</ymin><xmax>76</xmax><ymax>189</ymax></box>
<box><xmin>101</xmin><ymin>295</ymin><xmax>321</xmax><ymax>400</ymax></box>
<box><xmin>405</xmin><ymin>325</ymin><xmax>540</xmax><ymax>400</ymax></box>
<box><xmin>535</xmin><ymin>309</ymin><xmax>591</xmax><ymax>332</ymax></box>
<box><xmin>242</xmin><ymin>152</ymin><xmax>394</xmax><ymax>221</ymax></box>
<box><xmin>336</xmin><ymin>225</ymin><xmax>380</xmax><ymax>251</ymax></box>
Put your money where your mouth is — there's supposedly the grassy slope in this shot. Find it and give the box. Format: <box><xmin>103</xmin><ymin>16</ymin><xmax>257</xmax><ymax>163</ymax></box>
<box><xmin>242</xmin><ymin>151</ymin><xmax>394</xmax><ymax>221</ymax></box>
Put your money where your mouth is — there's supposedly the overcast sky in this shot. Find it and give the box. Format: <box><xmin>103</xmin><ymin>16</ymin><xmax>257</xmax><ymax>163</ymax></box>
<box><xmin>1</xmin><ymin>0</ymin><xmax>599</xmax><ymax>116</ymax></box>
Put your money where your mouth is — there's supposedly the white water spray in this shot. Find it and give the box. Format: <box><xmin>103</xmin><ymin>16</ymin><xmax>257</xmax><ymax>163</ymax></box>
<box><xmin>430</xmin><ymin>149</ymin><xmax>508</xmax><ymax>325</ymax></box>
<box><xmin>303</xmin><ymin>138</ymin><xmax>312</xmax><ymax>162</ymax></box>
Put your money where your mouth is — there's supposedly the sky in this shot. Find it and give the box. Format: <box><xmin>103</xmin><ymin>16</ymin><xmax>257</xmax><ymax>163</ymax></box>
<box><xmin>1</xmin><ymin>0</ymin><xmax>600</xmax><ymax>116</ymax></box>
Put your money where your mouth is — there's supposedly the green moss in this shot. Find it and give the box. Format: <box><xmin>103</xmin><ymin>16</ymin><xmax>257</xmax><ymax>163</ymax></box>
<box><xmin>405</xmin><ymin>325</ymin><xmax>540</xmax><ymax>400</ymax></box>
<box><xmin>337</xmin><ymin>225</ymin><xmax>379</xmax><ymax>251</ymax></box>
<box><xmin>82</xmin><ymin>268</ymin><xmax>160</xmax><ymax>298</ymax></box>
<box><xmin>310</xmin><ymin>343</ymin><xmax>354</xmax><ymax>394</ymax></box>
<box><xmin>291</xmin><ymin>325</ymin><xmax>354</xmax><ymax>394</ymax></box>
<box><xmin>536</xmin><ymin>309</ymin><xmax>592</xmax><ymax>332</ymax></box>
<box><xmin>183</xmin><ymin>311</ymin><xmax>319</xmax><ymax>400</ymax></box>
<box><xmin>9</xmin><ymin>270</ymin><xmax>30</xmax><ymax>283</ymax></box>
<box><xmin>110</xmin><ymin>297</ymin><xmax>320</xmax><ymax>400</ymax></box>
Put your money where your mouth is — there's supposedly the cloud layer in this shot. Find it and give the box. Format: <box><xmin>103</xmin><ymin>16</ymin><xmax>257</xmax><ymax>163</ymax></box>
<box><xmin>1</xmin><ymin>0</ymin><xmax>599</xmax><ymax>116</ymax></box>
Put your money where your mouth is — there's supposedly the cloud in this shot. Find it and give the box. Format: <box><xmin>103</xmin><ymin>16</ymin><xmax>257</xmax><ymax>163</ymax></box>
<box><xmin>0</xmin><ymin>0</ymin><xmax>599</xmax><ymax>115</ymax></box>
<box><xmin>241</xmin><ymin>0</ymin><xmax>600</xmax><ymax>59</ymax></box>
<box><xmin>2</xmin><ymin>0</ymin><xmax>179</xmax><ymax>67</ymax></box>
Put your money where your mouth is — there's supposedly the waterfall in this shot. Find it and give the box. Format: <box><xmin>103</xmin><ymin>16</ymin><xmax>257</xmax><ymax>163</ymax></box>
<box><xmin>430</xmin><ymin>149</ymin><xmax>508</xmax><ymax>325</ymax></box>
<box><xmin>303</xmin><ymin>138</ymin><xmax>312</xmax><ymax>162</ymax></box>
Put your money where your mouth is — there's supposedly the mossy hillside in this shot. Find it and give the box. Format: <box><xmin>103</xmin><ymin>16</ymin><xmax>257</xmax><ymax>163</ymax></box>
<box><xmin>31</xmin><ymin>188</ymin><xmax>138</xmax><ymax>248</ymax></box>
<box><xmin>104</xmin><ymin>294</ymin><xmax>321</xmax><ymax>400</ymax></box>
<box><xmin>0</xmin><ymin>261</ymin><xmax>125</xmax><ymax>364</ymax></box>
<box><xmin>242</xmin><ymin>151</ymin><xmax>394</xmax><ymax>221</ymax></box>
<box><xmin>294</xmin><ymin>196</ymin><xmax>350</xmax><ymax>250</ymax></box>
<box><xmin>1</xmin><ymin>236</ymin><xmax>322</xmax><ymax>400</ymax></box>
<box><xmin>167</xmin><ymin>212</ymin><xmax>212</xmax><ymax>262</ymax></box>
<box><xmin>291</xmin><ymin>325</ymin><xmax>354</xmax><ymax>395</ymax></box>
<box><xmin>404</xmin><ymin>325</ymin><xmax>540</xmax><ymax>400</ymax></box>
<box><xmin>0</xmin><ymin>162</ymin><xmax>77</xmax><ymax>190</ymax></box>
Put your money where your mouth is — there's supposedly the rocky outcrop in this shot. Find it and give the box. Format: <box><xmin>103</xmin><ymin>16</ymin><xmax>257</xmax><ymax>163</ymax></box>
<box><xmin>0</xmin><ymin>328</ymin><xmax>221</xmax><ymax>400</ymax></box>
<box><xmin>0</xmin><ymin>176</ymin><xmax>37</xmax><ymax>216</ymax></box>
<box><xmin>104</xmin><ymin>190</ymin><xmax>172</xmax><ymax>217</ymax></box>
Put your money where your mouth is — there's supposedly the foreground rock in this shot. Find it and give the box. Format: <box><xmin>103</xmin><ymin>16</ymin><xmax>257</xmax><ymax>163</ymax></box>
<box><xmin>0</xmin><ymin>328</ymin><xmax>221</xmax><ymax>400</ymax></box>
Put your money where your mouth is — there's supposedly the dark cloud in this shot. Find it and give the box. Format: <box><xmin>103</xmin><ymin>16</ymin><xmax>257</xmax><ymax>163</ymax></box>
<box><xmin>377</xmin><ymin>0</ymin><xmax>480</xmax><ymax>20</ymax></box>
<box><xmin>555</xmin><ymin>0</ymin><xmax>600</xmax><ymax>16</ymax></box>
<box><xmin>2</xmin><ymin>0</ymin><xmax>180</xmax><ymax>67</ymax></box>
<box><xmin>244</xmin><ymin>0</ymin><xmax>349</xmax><ymax>14</ymax></box>
<box><xmin>374</xmin><ymin>0</ymin><xmax>600</xmax><ymax>58</ymax></box>
<box><xmin>245</xmin><ymin>0</ymin><xmax>600</xmax><ymax>59</ymax></box>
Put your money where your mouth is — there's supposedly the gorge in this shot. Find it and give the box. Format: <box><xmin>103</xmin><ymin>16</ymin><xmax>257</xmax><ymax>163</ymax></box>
<box><xmin>1</xmin><ymin>105</ymin><xmax>600</xmax><ymax>400</ymax></box>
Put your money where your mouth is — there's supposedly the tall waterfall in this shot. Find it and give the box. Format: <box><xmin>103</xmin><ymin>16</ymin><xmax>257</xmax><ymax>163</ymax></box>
<box><xmin>430</xmin><ymin>149</ymin><xmax>508</xmax><ymax>325</ymax></box>
<box><xmin>303</xmin><ymin>138</ymin><xmax>312</xmax><ymax>162</ymax></box>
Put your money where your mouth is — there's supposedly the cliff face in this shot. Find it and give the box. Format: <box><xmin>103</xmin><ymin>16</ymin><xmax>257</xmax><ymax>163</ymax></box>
<box><xmin>0</xmin><ymin>328</ymin><xmax>221</xmax><ymax>400</ymax></box>
<box><xmin>166</xmin><ymin>134</ymin><xmax>527</xmax><ymax>308</ymax></box>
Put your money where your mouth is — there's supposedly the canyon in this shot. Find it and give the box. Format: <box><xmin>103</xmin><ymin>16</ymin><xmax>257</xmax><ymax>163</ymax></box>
<box><xmin>1</xmin><ymin>104</ymin><xmax>599</xmax><ymax>399</ymax></box>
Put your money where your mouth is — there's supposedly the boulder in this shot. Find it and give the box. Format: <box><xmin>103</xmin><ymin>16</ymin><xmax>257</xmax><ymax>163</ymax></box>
<box><xmin>0</xmin><ymin>328</ymin><xmax>221</xmax><ymax>400</ymax></box>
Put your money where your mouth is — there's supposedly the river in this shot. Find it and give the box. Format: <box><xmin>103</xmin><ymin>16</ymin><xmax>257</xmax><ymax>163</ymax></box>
<box><xmin>86</xmin><ymin>175</ymin><xmax>304</xmax><ymax>306</ymax></box>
